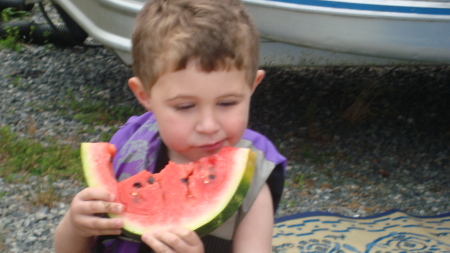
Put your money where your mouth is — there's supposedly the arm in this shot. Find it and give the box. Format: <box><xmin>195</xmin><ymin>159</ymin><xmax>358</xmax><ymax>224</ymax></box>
<box><xmin>232</xmin><ymin>183</ymin><xmax>274</xmax><ymax>253</ymax></box>
<box><xmin>54</xmin><ymin>187</ymin><xmax>124</xmax><ymax>253</ymax></box>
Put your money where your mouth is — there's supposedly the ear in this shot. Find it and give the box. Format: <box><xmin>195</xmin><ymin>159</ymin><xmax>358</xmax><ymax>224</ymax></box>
<box><xmin>251</xmin><ymin>70</ymin><xmax>265</xmax><ymax>93</ymax></box>
<box><xmin>128</xmin><ymin>77</ymin><xmax>152</xmax><ymax>111</ymax></box>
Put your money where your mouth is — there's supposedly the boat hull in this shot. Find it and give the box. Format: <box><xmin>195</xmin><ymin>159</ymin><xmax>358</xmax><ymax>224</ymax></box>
<box><xmin>53</xmin><ymin>0</ymin><xmax>450</xmax><ymax>66</ymax></box>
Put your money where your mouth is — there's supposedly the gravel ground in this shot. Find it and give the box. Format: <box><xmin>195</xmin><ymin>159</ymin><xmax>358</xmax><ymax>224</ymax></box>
<box><xmin>1</xmin><ymin>5</ymin><xmax>449</xmax><ymax>252</ymax></box>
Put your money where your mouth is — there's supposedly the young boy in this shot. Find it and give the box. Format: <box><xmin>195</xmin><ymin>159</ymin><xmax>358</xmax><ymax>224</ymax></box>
<box><xmin>54</xmin><ymin>0</ymin><xmax>286</xmax><ymax>252</ymax></box>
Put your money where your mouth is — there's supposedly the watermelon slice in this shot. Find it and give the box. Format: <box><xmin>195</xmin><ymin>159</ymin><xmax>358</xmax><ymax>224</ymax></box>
<box><xmin>80</xmin><ymin>143</ymin><xmax>256</xmax><ymax>239</ymax></box>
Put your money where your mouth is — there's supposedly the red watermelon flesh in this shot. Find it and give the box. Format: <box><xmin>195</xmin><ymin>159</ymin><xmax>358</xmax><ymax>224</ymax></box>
<box><xmin>81</xmin><ymin>143</ymin><xmax>256</xmax><ymax>239</ymax></box>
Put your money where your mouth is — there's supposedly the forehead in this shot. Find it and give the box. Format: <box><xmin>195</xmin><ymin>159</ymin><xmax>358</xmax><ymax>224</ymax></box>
<box><xmin>154</xmin><ymin>56</ymin><xmax>252</xmax><ymax>83</ymax></box>
<box><xmin>151</xmin><ymin>64</ymin><xmax>250</xmax><ymax>96</ymax></box>
<box><xmin>155</xmin><ymin>59</ymin><xmax>249</xmax><ymax>85</ymax></box>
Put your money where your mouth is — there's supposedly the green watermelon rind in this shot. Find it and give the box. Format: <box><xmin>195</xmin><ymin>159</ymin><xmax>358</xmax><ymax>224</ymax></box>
<box><xmin>194</xmin><ymin>149</ymin><xmax>255</xmax><ymax>237</ymax></box>
<box><xmin>81</xmin><ymin>143</ymin><xmax>117</xmax><ymax>196</ymax></box>
<box><xmin>81</xmin><ymin>143</ymin><xmax>97</xmax><ymax>187</ymax></box>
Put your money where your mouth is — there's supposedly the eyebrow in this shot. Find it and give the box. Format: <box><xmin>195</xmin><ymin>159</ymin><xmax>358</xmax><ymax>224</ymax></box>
<box><xmin>218</xmin><ymin>92</ymin><xmax>245</xmax><ymax>99</ymax></box>
<box><xmin>166</xmin><ymin>92</ymin><xmax>245</xmax><ymax>101</ymax></box>
<box><xmin>166</xmin><ymin>95</ymin><xmax>194</xmax><ymax>101</ymax></box>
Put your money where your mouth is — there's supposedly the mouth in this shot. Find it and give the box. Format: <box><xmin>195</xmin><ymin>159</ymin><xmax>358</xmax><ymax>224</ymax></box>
<box><xmin>198</xmin><ymin>140</ymin><xmax>225</xmax><ymax>151</ymax></box>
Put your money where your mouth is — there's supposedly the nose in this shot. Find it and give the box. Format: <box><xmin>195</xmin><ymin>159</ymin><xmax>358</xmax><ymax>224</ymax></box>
<box><xmin>195</xmin><ymin>109</ymin><xmax>220</xmax><ymax>135</ymax></box>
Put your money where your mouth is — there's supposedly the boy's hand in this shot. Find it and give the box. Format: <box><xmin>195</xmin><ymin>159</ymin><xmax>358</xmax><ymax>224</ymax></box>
<box><xmin>142</xmin><ymin>226</ymin><xmax>204</xmax><ymax>253</ymax></box>
<box><xmin>68</xmin><ymin>187</ymin><xmax>124</xmax><ymax>237</ymax></box>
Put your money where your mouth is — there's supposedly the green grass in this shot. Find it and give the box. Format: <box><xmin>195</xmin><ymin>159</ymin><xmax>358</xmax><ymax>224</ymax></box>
<box><xmin>0</xmin><ymin>115</ymin><xmax>94</xmax><ymax>209</ymax></box>
<box><xmin>0</xmin><ymin>3</ymin><xmax>142</xmax><ymax>226</ymax></box>
<box><xmin>9</xmin><ymin>75</ymin><xmax>27</xmax><ymax>88</ymax></box>
<box><xmin>27</xmin><ymin>182</ymin><xmax>62</xmax><ymax>209</ymax></box>
<box><xmin>70</xmin><ymin>99</ymin><xmax>143</xmax><ymax>126</ymax></box>
<box><xmin>0</xmin><ymin>73</ymin><xmax>144</xmax><ymax>182</ymax></box>
<box><xmin>0</xmin><ymin>126</ymin><xmax>83</xmax><ymax>182</ymax></box>
<box><xmin>292</xmin><ymin>173</ymin><xmax>307</xmax><ymax>189</ymax></box>
<box><xmin>0</xmin><ymin>85</ymin><xmax>143</xmax><ymax>182</ymax></box>
<box><xmin>1</xmin><ymin>7</ymin><xmax>29</xmax><ymax>22</ymax></box>
<box><xmin>57</xmin><ymin>85</ymin><xmax>145</xmax><ymax>127</ymax></box>
<box><xmin>0</xmin><ymin>25</ymin><xmax>22</xmax><ymax>51</ymax></box>
<box><xmin>0</xmin><ymin>7</ymin><xmax>31</xmax><ymax>51</ymax></box>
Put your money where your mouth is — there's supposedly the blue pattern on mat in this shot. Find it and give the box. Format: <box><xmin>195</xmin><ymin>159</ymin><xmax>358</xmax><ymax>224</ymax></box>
<box><xmin>272</xmin><ymin>209</ymin><xmax>450</xmax><ymax>253</ymax></box>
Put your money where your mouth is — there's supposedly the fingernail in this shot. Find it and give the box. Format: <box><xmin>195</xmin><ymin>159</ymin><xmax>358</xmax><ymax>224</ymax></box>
<box><xmin>114</xmin><ymin>219</ymin><xmax>122</xmax><ymax>228</ymax></box>
<box><xmin>115</xmin><ymin>204</ymin><xmax>123</xmax><ymax>213</ymax></box>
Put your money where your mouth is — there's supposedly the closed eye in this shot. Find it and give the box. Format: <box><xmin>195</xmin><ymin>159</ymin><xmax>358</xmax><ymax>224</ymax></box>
<box><xmin>218</xmin><ymin>101</ymin><xmax>238</xmax><ymax>107</ymax></box>
<box><xmin>175</xmin><ymin>104</ymin><xmax>194</xmax><ymax>111</ymax></box>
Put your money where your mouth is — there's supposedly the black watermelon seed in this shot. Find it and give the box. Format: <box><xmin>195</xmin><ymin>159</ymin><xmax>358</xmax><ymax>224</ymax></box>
<box><xmin>209</xmin><ymin>175</ymin><xmax>215</xmax><ymax>180</ymax></box>
<box><xmin>133</xmin><ymin>182</ymin><xmax>142</xmax><ymax>188</ymax></box>
<box><xmin>181</xmin><ymin>178</ymin><xmax>188</xmax><ymax>183</ymax></box>
<box><xmin>148</xmin><ymin>177</ymin><xmax>154</xmax><ymax>184</ymax></box>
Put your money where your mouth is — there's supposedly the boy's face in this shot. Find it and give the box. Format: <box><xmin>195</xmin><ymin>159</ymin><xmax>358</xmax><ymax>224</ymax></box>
<box><xmin>130</xmin><ymin>61</ymin><xmax>264</xmax><ymax>164</ymax></box>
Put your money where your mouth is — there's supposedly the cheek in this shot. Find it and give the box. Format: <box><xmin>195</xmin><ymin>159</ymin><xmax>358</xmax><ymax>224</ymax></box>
<box><xmin>155</xmin><ymin>114</ymin><xmax>190</xmax><ymax>145</ymax></box>
<box><xmin>223</xmin><ymin>112</ymin><xmax>249</xmax><ymax>139</ymax></box>
<box><xmin>158</xmin><ymin>124</ymin><xmax>189</xmax><ymax>152</ymax></box>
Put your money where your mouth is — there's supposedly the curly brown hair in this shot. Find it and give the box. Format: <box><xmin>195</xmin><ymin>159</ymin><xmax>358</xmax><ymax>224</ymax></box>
<box><xmin>131</xmin><ymin>0</ymin><xmax>260</xmax><ymax>93</ymax></box>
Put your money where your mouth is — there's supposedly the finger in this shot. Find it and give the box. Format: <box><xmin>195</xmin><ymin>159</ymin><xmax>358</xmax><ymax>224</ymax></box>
<box><xmin>98</xmin><ymin>201</ymin><xmax>124</xmax><ymax>214</ymax></box>
<box><xmin>76</xmin><ymin>200</ymin><xmax>124</xmax><ymax>215</ymax></box>
<box><xmin>76</xmin><ymin>215</ymin><xmax>124</xmax><ymax>233</ymax></box>
<box><xmin>77</xmin><ymin>187</ymin><xmax>115</xmax><ymax>202</ymax></box>
<box><xmin>142</xmin><ymin>232</ymin><xmax>175</xmax><ymax>253</ymax></box>
<box><xmin>167</xmin><ymin>226</ymin><xmax>201</xmax><ymax>247</ymax></box>
<box><xmin>94</xmin><ymin>227</ymin><xmax>123</xmax><ymax>236</ymax></box>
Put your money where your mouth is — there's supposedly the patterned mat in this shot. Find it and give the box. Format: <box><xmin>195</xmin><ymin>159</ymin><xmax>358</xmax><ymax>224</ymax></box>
<box><xmin>272</xmin><ymin>209</ymin><xmax>450</xmax><ymax>253</ymax></box>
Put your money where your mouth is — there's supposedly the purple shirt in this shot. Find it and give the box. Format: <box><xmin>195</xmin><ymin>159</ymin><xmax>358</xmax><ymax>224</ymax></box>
<box><xmin>101</xmin><ymin>112</ymin><xmax>286</xmax><ymax>252</ymax></box>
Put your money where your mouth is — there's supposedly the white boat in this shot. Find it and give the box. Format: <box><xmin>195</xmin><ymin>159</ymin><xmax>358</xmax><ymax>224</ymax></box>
<box><xmin>53</xmin><ymin>0</ymin><xmax>450</xmax><ymax>66</ymax></box>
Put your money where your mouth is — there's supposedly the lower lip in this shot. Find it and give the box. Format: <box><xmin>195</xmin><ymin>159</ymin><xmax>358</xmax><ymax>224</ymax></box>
<box><xmin>199</xmin><ymin>141</ymin><xmax>224</xmax><ymax>151</ymax></box>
